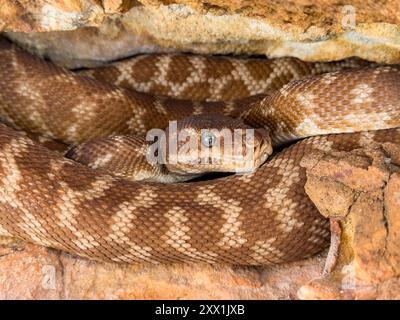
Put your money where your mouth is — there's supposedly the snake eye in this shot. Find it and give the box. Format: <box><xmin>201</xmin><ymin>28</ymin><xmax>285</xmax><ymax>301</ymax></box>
<box><xmin>201</xmin><ymin>132</ymin><xmax>217</xmax><ymax>147</ymax></box>
<box><xmin>245</xmin><ymin>133</ymin><xmax>254</xmax><ymax>145</ymax></box>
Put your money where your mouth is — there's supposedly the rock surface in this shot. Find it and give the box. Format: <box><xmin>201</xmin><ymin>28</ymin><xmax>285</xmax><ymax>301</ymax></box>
<box><xmin>2</xmin><ymin>0</ymin><xmax>400</xmax><ymax>67</ymax></box>
<box><xmin>0</xmin><ymin>236</ymin><xmax>326</xmax><ymax>299</ymax></box>
<box><xmin>5</xmin><ymin>26</ymin><xmax>169</xmax><ymax>69</ymax></box>
<box><xmin>299</xmin><ymin>143</ymin><xmax>400</xmax><ymax>299</ymax></box>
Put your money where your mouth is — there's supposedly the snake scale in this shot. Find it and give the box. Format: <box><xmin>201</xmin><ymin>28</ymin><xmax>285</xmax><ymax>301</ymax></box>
<box><xmin>0</xmin><ymin>37</ymin><xmax>399</xmax><ymax>265</ymax></box>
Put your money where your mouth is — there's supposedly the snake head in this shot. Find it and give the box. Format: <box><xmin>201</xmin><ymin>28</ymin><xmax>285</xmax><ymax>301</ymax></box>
<box><xmin>164</xmin><ymin>114</ymin><xmax>273</xmax><ymax>175</ymax></box>
<box><xmin>252</xmin><ymin>127</ymin><xmax>273</xmax><ymax>170</ymax></box>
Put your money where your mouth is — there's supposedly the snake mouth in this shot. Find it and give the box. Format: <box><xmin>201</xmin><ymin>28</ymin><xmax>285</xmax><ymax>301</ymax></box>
<box><xmin>252</xmin><ymin>128</ymin><xmax>273</xmax><ymax>169</ymax></box>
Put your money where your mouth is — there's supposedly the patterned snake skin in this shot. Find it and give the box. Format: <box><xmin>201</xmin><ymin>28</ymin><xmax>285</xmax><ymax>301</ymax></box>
<box><xmin>79</xmin><ymin>53</ymin><xmax>372</xmax><ymax>102</ymax></box>
<box><xmin>0</xmin><ymin>38</ymin><xmax>399</xmax><ymax>265</ymax></box>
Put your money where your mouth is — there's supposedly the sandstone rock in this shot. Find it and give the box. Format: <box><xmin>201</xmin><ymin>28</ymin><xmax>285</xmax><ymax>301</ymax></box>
<box><xmin>0</xmin><ymin>1</ymin><xmax>105</xmax><ymax>32</ymax></box>
<box><xmin>5</xmin><ymin>25</ymin><xmax>169</xmax><ymax>69</ymax></box>
<box><xmin>0</xmin><ymin>237</ymin><xmax>326</xmax><ymax>299</ymax></box>
<box><xmin>2</xmin><ymin>1</ymin><xmax>400</xmax><ymax>67</ymax></box>
<box><xmin>299</xmin><ymin>144</ymin><xmax>400</xmax><ymax>300</ymax></box>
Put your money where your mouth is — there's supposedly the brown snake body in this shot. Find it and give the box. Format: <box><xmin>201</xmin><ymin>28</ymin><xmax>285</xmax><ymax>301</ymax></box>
<box><xmin>78</xmin><ymin>53</ymin><xmax>372</xmax><ymax>102</ymax></box>
<box><xmin>0</xmin><ymin>38</ymin><xmax>399</xmax><ymax>265</ymax></box>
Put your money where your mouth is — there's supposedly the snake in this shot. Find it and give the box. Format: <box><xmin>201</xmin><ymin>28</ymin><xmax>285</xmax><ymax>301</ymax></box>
<box><xmin>0</xmin><ymin>37</ymin><xmax>399</xmax><ymax>265</ymax></box>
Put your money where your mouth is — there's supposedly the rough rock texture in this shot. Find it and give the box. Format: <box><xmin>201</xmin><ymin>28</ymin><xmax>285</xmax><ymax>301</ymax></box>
<box><xmin>0</xmin><ymin>236</ymin><xmax>326</xmax><ymax>299</ymax></box>
<box><xmin>2</xmin><ymin>0</ymin><xmax>400</xmax><ymax>67</ymax></box>
<box><xmin>299</xmin><ymin>144</ymin><xmax>400</xmax><ymax>299</ymax></box>
<box><xmin>5</xmin><ymin>25</ymin><xmax>169</xmax><ymax>68</ymax></box>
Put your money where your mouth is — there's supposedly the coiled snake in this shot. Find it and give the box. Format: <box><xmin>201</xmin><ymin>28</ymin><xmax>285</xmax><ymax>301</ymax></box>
<box><xmin>0</xmin><ymin>38</ymin><xmax>399</xmax><ymax>265</ymax></box>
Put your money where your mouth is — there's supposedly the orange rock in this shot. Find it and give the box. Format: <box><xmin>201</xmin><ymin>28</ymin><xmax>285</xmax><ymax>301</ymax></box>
<box><xmin>300</xmin><ymin>144</ymin><xmax>400</xmax><ymax>299</ymax></box>
<box><xmin>0</xmin><ymin>239</ymin><xmax>326</xmax><ymax>299</ymax></box>
<box><xmin>3</xmin><ymin>0</ymin><xmax>400</xmax><ymax>65</ymax></box>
